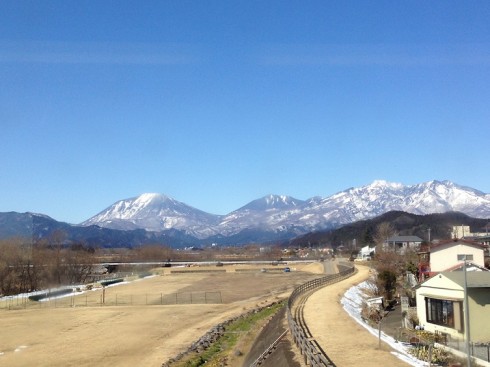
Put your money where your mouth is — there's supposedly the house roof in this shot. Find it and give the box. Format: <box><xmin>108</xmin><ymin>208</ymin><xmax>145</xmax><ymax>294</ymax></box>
<box><xmin>386</xmin><ymin>235</ymin><xmax>423</xmax><ymax>242</ymax></box>
<box><xmin>420</xmin><ymin>238</ymin><xmax>487</xmax><ymax>253</ymax></box>
<box><xmin>442</xmin><ymin>262</ymin><xmax>489</xmax><ymax>273</ymax></box>
<box><xmin>440</xmin><ymin>271</ymin><xmax>490</xmax><ymax>288</ymax></box>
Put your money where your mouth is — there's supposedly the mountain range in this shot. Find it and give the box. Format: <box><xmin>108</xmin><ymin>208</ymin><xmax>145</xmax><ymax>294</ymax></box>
<box><xmin>2</xmin><ymin>180</ymin><xmax>490</xmax><ymax>247</ymax></box>
<box><xmin>82</xmin><ymin>180</ymin><xmax>490</xmax><ymax>243</ymax></box>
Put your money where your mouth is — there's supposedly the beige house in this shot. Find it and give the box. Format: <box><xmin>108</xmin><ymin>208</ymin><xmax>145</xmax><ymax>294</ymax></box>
<box><xmin>418</xmin><ymin>239</ymin><xmax>486</xmax><ymax>281</ymax></box>
<box><xmin>416</xmin><ymin>271</ymin><xmax>490</xmax><ymax>342</ymax></box>
<box><xmin>430</xmin><ymin>240</ymin><xmax>486</xmax><ymax>272</ymax></box>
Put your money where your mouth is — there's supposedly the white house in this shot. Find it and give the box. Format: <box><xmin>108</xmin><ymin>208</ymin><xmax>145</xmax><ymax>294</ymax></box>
<box><xmin>357</xmin><ymin>245</ymin><xmax>375</xmax><ymax>260</ymax></box>
<box><xmin>416</xmin><ymin>271</ymin><xmax>490</xmax><ymax>343</ymax></box>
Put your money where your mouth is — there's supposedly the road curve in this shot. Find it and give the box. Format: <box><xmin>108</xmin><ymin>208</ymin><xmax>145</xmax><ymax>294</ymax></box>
<box><xmin>302</xmin><ymin>265</ymin><xmax>411</xmax><ymax>367</ymax></box>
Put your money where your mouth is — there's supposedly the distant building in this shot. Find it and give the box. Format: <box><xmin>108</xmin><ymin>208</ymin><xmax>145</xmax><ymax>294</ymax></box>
<box><xmin>384</xmin><ymin>235</ymin><xmax>423</xmax><ymax>253</ymax></box>
<box><xmin>356</xmin><ymin>245</ymin><xmax>375</xmax><ymax>260</ymax></box>
<box><xmin>452</xmin><ymin>225</ymin><xmax>490</xmax><ymax>246</ymax></box>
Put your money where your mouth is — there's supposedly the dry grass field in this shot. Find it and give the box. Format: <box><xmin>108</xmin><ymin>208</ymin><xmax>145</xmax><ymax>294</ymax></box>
<box><xmin>0</xmin><ymin>263</ymin><xmax>324</xmax><ymax>367</ymax></box>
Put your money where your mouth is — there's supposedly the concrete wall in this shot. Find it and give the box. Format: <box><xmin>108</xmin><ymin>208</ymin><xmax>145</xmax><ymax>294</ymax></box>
<box><xmin>469</xmin><ymin>288</ymin><xmax>490</xmax><ymax>342</ymax></box>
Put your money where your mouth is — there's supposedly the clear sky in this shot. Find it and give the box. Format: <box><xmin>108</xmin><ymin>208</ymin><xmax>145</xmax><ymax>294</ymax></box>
<box><xmin>1</xmin><ymin>1</ymin><xmax>490</xmax><ymax>224</ymax></box>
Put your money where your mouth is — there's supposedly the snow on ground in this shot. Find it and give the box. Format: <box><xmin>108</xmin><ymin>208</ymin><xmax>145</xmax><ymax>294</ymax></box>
<box><xmin>0</xmin><ymin>276</ymin><xmax>147</xmax><ymax>303</ymax></box>
<box><xmin>341</xmin><ymin>281</ymin><xmax>428</xmax><ymax>367</ymax></box>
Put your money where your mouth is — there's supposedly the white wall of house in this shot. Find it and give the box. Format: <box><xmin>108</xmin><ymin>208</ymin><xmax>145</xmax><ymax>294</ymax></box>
<box><xmin>430</xmin><ymin>243</ymin><xmax>485</xmax><ymax>273</ymax></box>
<box><xmin>416</xmin><ymin>272</ymin><xmax>490</xmax><ymax>342</ymax></box>
<box><xmin>416</xmin><ymin>275</ymin><xmax>465</xmax><ymax>339</ymax></box>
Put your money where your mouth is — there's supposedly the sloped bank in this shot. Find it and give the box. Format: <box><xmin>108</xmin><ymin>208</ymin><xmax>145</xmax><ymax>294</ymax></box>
<box><xmin>161</xmin><ymin>301</ymin><xmax>284</xmax><ymax>367</ymax></box>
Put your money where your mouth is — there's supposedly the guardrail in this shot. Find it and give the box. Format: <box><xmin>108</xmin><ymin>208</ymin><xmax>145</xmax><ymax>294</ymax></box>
<box><xmin>287</xmin><ymin>264</ymin><xmax>357</xmax><ymax>367</ymax></box>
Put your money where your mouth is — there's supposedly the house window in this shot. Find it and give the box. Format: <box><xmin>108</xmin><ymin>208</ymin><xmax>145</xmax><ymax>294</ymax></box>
<box><xmin>425</xmin><ymin>298</ymin><xmax>456</xmax><ymax>328</ymax></box>
<box><xmin>457</xmin><ymin>254</ymin><xmax>473</xmax><ymax>261</ymax></box>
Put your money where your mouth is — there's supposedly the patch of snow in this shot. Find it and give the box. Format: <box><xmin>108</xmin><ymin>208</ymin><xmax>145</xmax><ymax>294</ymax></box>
<box><xmin>341</xmin><ymin>281</ymin><xmax>427</xmax><ymax>367</ymax></box>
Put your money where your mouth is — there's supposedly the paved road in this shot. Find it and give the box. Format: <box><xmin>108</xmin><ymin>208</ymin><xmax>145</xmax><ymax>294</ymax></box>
<box><xmin>323</xmin><ymin>258</ymin><xmax>339</xmax><ymax>275</ymax></box>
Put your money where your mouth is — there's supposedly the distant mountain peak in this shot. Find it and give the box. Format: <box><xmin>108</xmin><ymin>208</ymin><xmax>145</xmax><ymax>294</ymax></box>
<box><xmin>238</xmin><ymin>194</ymin><xmax>305</xmax><ymax>211</ymax></box>
<box><xmin>137</xmin><ymin>192</ymin><xmax>166</xmax><ymax>200</ymax></box>
<box><xmin>367</xmin><ymin>180</ymin><xmax>404</xmax><ymax>189</ymax></box>
<box><xmin>78</xmin><ymin>180</ymin><xmax>490</xmax><ymax>244</ymax></box>
<box><xmin>81</xmin><ymin>193</ymin><xmax>220</xmax><ymax>238</ymax></box>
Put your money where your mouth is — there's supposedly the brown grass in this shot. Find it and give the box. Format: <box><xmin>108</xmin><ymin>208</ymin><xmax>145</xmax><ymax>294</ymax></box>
<box><xmin>0</xmin><ymin>263</ymin><xmax>319</xmax><ymax>367</ymax></box>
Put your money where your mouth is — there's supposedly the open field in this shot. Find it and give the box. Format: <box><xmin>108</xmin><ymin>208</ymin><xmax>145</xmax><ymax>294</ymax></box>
<box><xmin>0</xmin><ymin>263</ymin><xmax>324</xmax><ymax>367</ymax></box>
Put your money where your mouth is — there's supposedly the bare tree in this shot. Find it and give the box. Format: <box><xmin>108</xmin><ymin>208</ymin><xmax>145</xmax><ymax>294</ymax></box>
<box><xmin>64</xmin><ymin>243</ymin><xmax>96</xmax><ymax>284</ymax></box>
<box><xmin>132</xmin><ymin>244</ymin><xmax>173</xmax><ymax>262</ymax></box>
<box><xmin>373</xmin><ymin>222</ymin><xmax>396</xmax><ymax>249</ymax></box>
<box><xmin>0</xmin><ymin>238</ymin><xmax>40</xmax><ymax>295</ymax></box>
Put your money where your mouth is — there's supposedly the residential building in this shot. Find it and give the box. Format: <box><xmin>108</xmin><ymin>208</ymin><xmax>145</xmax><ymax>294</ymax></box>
<box><xmin>384</xmin><ymin>235</ymin><xmax>423</xmax><ymax>253</ymax></box>
<box><xmin>452</xmin><ymin>225</ymin><xmax>490</xmax><ymax>244</ymax></box>
<box><xmin>416</xmin><ymin>271</ymin><xmax>490</xmax><ymax>343</ymax></box>
<box><xmin>356</xmin><ymin>245</ymin><xmax>375</xmax><ymax>260</ymax></box>
<box><xmin>418</xmin><ymin>239</ymin><xmax>487</xmax><ymax>282</ymax></box>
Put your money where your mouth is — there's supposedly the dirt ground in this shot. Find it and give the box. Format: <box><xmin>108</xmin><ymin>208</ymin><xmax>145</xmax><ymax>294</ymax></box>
<box><xmin>302</xmin><ymin>265</ymin><xmax>412</xmax><ymax>367</ymax></box>
<box><xmin>0</xmin><ymin>263</ymin><xmax>322</xmax><ymax>367</ymax></box>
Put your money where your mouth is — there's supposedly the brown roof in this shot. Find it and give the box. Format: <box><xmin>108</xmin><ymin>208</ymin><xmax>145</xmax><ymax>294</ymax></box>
<box><xmin>419</xmin><ymin>238</ymin><xmax>487</xmax><ymax>252</ymax></box>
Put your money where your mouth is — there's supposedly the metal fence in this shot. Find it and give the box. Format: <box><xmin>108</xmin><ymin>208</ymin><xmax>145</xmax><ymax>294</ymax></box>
<box><xmin>0</xmin><ymin>291</ymin><xmax>222</xmax><ymax>310</ymax></box>
<box><xmin>444</xmin><ymin>339</ymin><xmax>490</xmax><ymax>363</ymax></box>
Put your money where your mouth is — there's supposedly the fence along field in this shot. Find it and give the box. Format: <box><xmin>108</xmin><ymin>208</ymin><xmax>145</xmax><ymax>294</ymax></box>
<box><xmin>1</xmin><ymin>290</ymin><xmax>223</xmax><ymax>310</ymax></box>
<box><xmin>0</xmin><ymin>263</ymin><xmax>324</xmax><ymax>367</ymax></box>
<box><xmin>0</xmin><ymin>264</ymin><xmax>318</xmax><ymax>311</ymax></box>
<box><xmin>0</xmin><ymin>268</ymin><xmax>233</xmax><ymax>310</ymax></box>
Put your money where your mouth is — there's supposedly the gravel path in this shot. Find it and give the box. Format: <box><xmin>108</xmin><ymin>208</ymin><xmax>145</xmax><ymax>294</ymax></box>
<box><xmin>302</xmin><ymin>266</ymin><xmax>412</xmax><ymax>367</ymax></box>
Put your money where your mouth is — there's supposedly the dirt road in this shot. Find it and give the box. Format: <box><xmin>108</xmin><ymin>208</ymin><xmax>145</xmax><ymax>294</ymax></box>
<box><xmin>302</xmin><ymin>265</ymin><xmax>411</xmax><ymax>367</ymax></box>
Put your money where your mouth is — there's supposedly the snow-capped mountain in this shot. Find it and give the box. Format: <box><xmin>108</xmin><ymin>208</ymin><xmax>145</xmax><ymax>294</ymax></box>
<box><xmin>217</xmin><ymin>195</ymin><xmax>308</xmax><ymax>236</ymax></box>
<box><xmin>81</xmin><ymin>193</ymin><xmax>221</xmax><ymax>239</ymax></box>
<box><xmin>81</xmin><ymin>180</ymin><xmax>490</xmax><ymax>241</ymax></box>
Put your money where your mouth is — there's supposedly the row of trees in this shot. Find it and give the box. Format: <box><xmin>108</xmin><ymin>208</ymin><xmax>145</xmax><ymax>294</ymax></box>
<box><xmin>370</xmin><ymin>222</ymin><xmax>419</xmax><ymax>300</ymax></box>
<box><xmin>0</xmin><ymin>236</ymin><xmax>97</xmax><ymax>296</ymax></box>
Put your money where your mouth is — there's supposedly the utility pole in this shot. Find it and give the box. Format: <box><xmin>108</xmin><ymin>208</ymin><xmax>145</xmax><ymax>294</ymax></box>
<box><xmin>463</xmin><ymin>257</ymin><xmax>471</xmax><ymax>367</ymax></box>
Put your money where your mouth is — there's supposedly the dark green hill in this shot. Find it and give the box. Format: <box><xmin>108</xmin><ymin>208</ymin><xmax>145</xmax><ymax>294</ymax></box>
<box><xmin>0</xmin><ymin>212</ymin><xmax>198</xmax><ymax>248</ymax></box>
<box><xmin>288</xmin><ymin>211</ymin><xmax>490</xmax><ymax>249</ymax></box>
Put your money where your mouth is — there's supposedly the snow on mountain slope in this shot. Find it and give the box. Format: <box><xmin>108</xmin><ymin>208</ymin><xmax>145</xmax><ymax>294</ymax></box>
<box><xmin>81</xmin><ymin>180</ymin><xmax>490</xmax><ymax>240</ymax></box>
<box><xmin>402</xmin><ymin>180</ymin><xmax>490</xmax><ymax>217</ymax></box>
<box><xmin>217</xmin><ymin>195</ymin><xmax>308</xmax><ymax>236</ymax></box>
<box><xmin>81</xmin><ymin>193</ymin><xmax>221</xmax><ymax>238</ymax></box>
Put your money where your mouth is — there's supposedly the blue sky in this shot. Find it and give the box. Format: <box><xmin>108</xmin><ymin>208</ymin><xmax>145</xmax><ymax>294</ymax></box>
<box><xmin>1</xmin><ymin>1</ymin><xmax>490</xmax><ymax>223</ymax></box>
